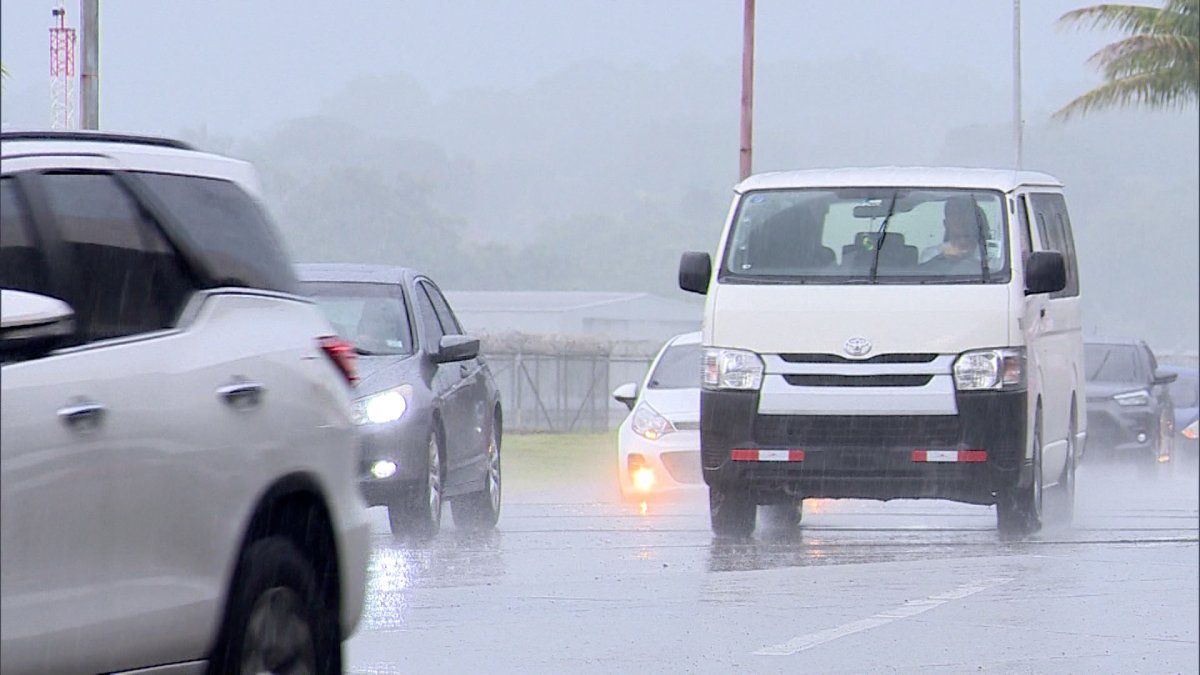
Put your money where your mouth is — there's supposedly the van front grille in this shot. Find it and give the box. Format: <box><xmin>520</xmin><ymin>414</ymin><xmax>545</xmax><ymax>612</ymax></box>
<box><xmin>782</xmin><ymin>374</ymin><xmax>933</xmax><ymax>387</ymax></box>
<box><xmin>779</xmin><ymin>353</ymin><xmax>939</xmax><ymax>364</ymax></box>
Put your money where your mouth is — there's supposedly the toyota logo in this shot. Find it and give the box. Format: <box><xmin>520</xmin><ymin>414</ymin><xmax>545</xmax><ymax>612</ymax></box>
<box><xmin>844</xmin><ymin>337</ymin><xmax>872</xmax><ymax>358</ymax></box>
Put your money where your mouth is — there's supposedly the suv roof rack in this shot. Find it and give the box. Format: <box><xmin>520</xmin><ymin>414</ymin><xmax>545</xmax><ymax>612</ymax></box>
<box><xmin>0</xmin><ymin>131</ymin><xmax>195</xmax><ymax>151</ymax></box>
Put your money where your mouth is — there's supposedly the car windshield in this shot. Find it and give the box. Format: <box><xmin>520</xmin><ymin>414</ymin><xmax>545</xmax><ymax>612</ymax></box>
<box><xmin>647</xmin><ymin>344</ymin><xmax>700</xmax><ymax>390</ymax></box>
<box><xmin>1085</xmin><ymin>344</ymin><xmax>1142</xmax><ymax>383</ymax></box>
<box><xmin>1169</xmin><ymin>374</ymin><xmax>1198</xmax><ymax>407</ymax></box>
<box><xmin>304</xmin><ymin>281</ymin><xmax>414</xmax><ymax>356</ymax></box>
<box><xmin>721</xmin><ymin>188</ymin><xmax>1009</xmax><ymax>284</ymax></box>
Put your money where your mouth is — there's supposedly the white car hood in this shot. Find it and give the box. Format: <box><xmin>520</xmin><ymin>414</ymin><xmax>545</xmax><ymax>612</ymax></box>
<box><xmin>640</xmin><ymin>387</ymin><xmax>700</xmax><ymax>421</ymax></box>
<box><xmin>709</xmin><ymin>283</ymin><xmax>1012</xmax><ymax>355</ymax></box>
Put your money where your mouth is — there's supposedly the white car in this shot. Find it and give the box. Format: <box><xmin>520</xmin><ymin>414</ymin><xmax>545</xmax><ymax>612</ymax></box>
<box><xmin>0</xmin><ymin>131</ymin><xmax>371</xmax><ymax>673</ymax></box>
<box><xmin>613</xmin><ymin>332</ymin><xmax>705</xmax><ymax>498</ymax></box>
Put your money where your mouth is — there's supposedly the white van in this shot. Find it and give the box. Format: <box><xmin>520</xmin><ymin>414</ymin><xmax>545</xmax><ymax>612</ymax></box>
<box><xmin>679</xmin><ymin>167</ymin><xmax>1085</xmax><ymax>536</ymax></box>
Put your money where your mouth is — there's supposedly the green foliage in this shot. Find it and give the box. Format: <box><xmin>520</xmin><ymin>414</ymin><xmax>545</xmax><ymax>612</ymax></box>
<box><xmin>1056</xmin><ymin>0</ymin><xmax>1200</xmax><ymax>118</ymax></box>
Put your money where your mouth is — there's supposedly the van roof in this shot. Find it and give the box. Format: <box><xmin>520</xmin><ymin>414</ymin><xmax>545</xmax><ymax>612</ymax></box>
<box><xmin>737</xmin><ymin>167</ymin><xmax>1062</xmax><ymax>193</ymax></box>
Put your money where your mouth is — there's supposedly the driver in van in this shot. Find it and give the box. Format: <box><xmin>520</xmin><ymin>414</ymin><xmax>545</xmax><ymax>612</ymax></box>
<box><xmin>920</xmin><ymin>196</ymin><xmax>984</xmax><ymax>271</ymax></box>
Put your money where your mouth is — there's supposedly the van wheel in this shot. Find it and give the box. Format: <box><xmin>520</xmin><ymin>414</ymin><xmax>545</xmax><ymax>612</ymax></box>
<box><xmin>1045</xmin><ymin>411</ymin><xmax>1077</xmax><ymax>525</ymax></box>
<box><xmin>209</xmin><ymin>537</ymin><xmax>340</xmax><ymax>674</ymax></box>
<box><xmin>452</xmin><ymin>421</ymin><xmax>502</xmax><ymax>530</ymax></box>
<box><xmin>710</xmin><ymin>486</ymin><xmax>756</xmax><ymax>537</ymax></box>
<box><xmin>389</xmin><ymin>433</ymin><xmax>444</xmax><ymax>540</ymax></box>
<box><xmin>998</xmin><ymin>408</ymin><xmax>1044</xmax><ymax>536</ymax></box>
<box><xmin>761</xmin><ymin>500</ymin><xmax>804</xmax><ymax>530</ymax></box>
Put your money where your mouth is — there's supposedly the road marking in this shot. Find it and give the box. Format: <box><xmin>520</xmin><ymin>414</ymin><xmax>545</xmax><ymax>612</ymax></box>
<box><xmin>753</xmin><ymin>576</ymin><xmax>1015</xmax><ymax>656</ymax></box>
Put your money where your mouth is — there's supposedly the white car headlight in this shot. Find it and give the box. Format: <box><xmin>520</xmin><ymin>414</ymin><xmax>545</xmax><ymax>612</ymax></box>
<box><xmin>631</xmin><ymin>403</ymin><xmax>674</xmax><ymax>441</ymax></box>
<box><xmin>953</xmin><ymin>348</ymin><xmax>1025</xmax><ymax>391</ymax></box>
<box><xmin>1113</xmin><ymin>390</ymin><xmax>1150</xmax><ymax>407</ymax></box>
<box><xmin>703</xmin><ymin>348</ymin><xmax>764</xmax><ymax>391</ymax></box>
<box><xmin>353</xmin><ymin>386</ymin><xmax>410</xmax><ymax>425</ymax></box>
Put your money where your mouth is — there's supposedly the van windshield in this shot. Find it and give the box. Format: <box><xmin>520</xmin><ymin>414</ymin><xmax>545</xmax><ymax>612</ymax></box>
<box><xmin>720</xmin><ymin>188</ymin><xmax>1010</xmax><ymax>284</ymax></box>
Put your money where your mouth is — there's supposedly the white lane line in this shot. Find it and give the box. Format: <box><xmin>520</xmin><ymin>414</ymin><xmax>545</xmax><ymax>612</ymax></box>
<box><xmin>754</xmin><ymin>576</ymin><xmax>1015</xmax><ymax>656</ymax></box>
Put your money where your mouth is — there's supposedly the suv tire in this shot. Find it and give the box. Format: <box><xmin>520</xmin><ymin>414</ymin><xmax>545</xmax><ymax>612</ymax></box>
<box><xmin>709</xmin><ymin>486</ymin><xmax>756</xmax><ymax>537</ymax></box>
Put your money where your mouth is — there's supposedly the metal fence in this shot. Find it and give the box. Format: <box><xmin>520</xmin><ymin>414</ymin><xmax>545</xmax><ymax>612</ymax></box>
<box><xmin>484</xmin><ymin>351</ymin><xmax>654</xmax><ymax>433</ymax></box>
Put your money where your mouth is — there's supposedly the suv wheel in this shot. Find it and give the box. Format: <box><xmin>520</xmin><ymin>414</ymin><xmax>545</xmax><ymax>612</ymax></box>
<box><xmin>210</xmin><ymin>537</ymin><xmax>339</xmax><ymax>675</ymax></box>
<box><xmin>998</xmin><ymin>408</ymin><xmax>1044</xmax><ymax>536</ymax></box>
<box><xmin>452</xmin><ymin>420</ymin><xmax>502</xmax><ymax>530</ymax></box>
<box><xmin>389</xmin><ymin>432</ymin><xmax>444</xmax><ymax>539</ymax></box>
<box><xmin>709</xmin><ymin>486</ymin><xmax>756</xmax><ymax>537</ymax></box>
<box><xmin>761</xmin><ymin>500</ymin><xmax>804</xmax><ymax>530</ymax></box>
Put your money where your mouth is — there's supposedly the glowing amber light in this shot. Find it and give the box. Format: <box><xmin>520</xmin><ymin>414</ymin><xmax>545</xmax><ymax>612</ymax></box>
<box><xmin>632</xmin><ymin>466</ymin><xmax>656</xmax><ymax>492</ymax></box>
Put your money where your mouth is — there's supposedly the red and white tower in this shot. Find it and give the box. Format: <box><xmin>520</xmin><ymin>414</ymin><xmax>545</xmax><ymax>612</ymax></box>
<box><xmin>49</xmin><ymin>4</ymin><xmax>77</xmax><ymax>130</ymax></box>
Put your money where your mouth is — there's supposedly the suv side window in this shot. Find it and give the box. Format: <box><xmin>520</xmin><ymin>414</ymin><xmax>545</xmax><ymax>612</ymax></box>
<box><xmin>39</xmin><ymin>172</ymin><xmax>197</xmax><ymax>343</ymax></box>
<box><xmin>134</xmin><ymin>172</ymin><xmax>298</xmax><ymax>294</ymax></box>
<box><xmin>414</xmin><ymin>282</ymin><xmax>445</xmax><ymax>349</ymax></box>
<box><xmin>423</xmin><ymin>283</ymin><xmax>463</xmax><ymax>336</ymax></box>
<box><xmin>1028</xmin><ymin>193</ymin><xmax>1080</xmax><ymax>298</ymax></box>
<box><xmin>0</xmin><ymin>177</ymin><xmax>51</xmax><ymax>297</ymax></box>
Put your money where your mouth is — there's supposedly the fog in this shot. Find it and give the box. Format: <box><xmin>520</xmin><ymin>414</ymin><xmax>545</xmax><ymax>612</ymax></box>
<box><xmin>2</xmin><ymin>0</ymin><xmax>1196</xmax><ymax>353</ymax></box>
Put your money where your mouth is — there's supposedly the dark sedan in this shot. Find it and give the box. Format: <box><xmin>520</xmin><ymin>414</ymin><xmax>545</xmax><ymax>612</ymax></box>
<box><xmin>1084</xmin><ymin>338</ymin><xmax>1177</xmax><ymax>472</ymax></box>
<box><xmin>1161</xmin><ymin>365</ymin><xmax>1198</xmax><ymax>462</ymax></box>
<box><xmin>298</xmin><ymin>264</ymin><xmax>502</xmax><ymax>539</ymax></box>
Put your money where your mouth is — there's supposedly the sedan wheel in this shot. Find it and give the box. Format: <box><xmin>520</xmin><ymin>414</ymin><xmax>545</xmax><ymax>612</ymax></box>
<box><xmin>388</xmin><ymin>433</ymin><xmax>444</xmax><ymax>539</ymax></box>
<box><xmin>452</xmin><ymin>421</ymin><xmax>502</xmax><ymax>530</ymax></box>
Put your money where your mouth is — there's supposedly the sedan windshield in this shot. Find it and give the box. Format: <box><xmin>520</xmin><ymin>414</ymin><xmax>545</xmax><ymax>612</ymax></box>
<box><xmin>647</xmin><ymin>344</ymin><xmax>700</xmax><ymax>390</ymax></box>
<box><xmin>304</xmin><ymin>282</ymin><xmax>414</xmax><ymax>356</ymax></box>
<box><xmin>721</xmin><ymin>188</ymin><xmax>1009</xmax><ymax>284</ymax></box>
<box><xmin>1085</xmin><ymin>344</ymin><xmax>1142</xmax><ymax>383</ymax></box>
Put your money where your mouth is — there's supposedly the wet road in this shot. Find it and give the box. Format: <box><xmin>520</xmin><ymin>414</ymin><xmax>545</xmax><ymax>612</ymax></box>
<box><xmin>346</xmin><ymin>461</ymin><xmax>1198</xmax><ymax>673</ymax></box>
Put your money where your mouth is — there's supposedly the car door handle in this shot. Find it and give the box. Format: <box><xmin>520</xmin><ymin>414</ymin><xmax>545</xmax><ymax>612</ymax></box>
<box><xmin>58</xmin><ymin>401</ymin><xmax>106</xmax><ymax>428</ymax></box>
<box><xmin>459</xmin><ymin>363</ymin><xmax>472</xmax><ymax>378</ymax></box>
<box><xmin>1039</xmin><ymin>307</ymin><xmax>1046</xmax><ymax>318</ymax></box>
<box><xmin>217</xmin><ymin>380</ymin><xmax>265</xmax><ymax>409</ymax></box>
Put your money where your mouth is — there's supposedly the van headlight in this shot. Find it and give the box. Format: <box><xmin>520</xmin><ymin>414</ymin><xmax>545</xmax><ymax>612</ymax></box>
<box><xmin>953</xmin><ymin>348</ymin><xmax>1025</xmax><ymax>391</ymax></box>
<box><xmin>631</xmin><ymin>403</ymin><xmax>674</xmax><ymax>440</ymax></box>
<box><xmin>353</xmin><ymin>386</ymin><xmax>410</xmax><ymax>425</ymax></box>
<box><xmin>703</xmin><ymin>348</ymin><xmax>764</xmax><ymax>391</ymax></box>
<box><xmin>1113</xmin><ymin>390</ymin><xmax>1150</xmax><ymax>407</ymax></box>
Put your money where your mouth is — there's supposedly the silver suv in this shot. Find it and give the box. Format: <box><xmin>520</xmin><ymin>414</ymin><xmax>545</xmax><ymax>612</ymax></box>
<box><xmin>0</xmin><ymin>131</ymin><xmax>371</xmax><ymax>673</ymax></box>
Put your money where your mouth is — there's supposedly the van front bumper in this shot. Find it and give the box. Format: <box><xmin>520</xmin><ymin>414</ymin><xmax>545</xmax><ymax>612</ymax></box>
<box><xmin>700</xmin><ymin>388</ymin><xmax>1029</xmax><ymax>506</ymax></box>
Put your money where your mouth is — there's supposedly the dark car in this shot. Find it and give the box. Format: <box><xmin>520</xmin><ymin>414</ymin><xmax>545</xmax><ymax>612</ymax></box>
<box><xmin>1084</xmin><ymin>338</ymin><xmax>1177</xmax><ymax>470</ymax></box>
<box><xmin>298</xmin><ymin>264</ymin><xmax>502</xmax><ymax>538</ymax></box>
<box><xmin>1160</xmin><ymin>365</ymin><xmax>1199</xmax><ymax>461</ymax></box>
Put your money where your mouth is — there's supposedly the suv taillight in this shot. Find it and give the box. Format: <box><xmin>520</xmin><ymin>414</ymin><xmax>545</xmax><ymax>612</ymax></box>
<box><xmin>319</xmin><ymin>336</ymin><xmax>357</xmax><ymax>386</ymax></box>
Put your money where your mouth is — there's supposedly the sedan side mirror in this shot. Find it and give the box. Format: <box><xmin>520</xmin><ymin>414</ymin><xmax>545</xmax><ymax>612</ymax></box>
<box><xmin>612</xmin><ymin>382</ymin><xmax>639</xmax><ymax>411</ymax></box>
<box><xmin>1024</xmin><ymin>251</ymin><xmax>1067</xmax><ymax>295</ymax></box>
<box><xmin>679</xmin><ymin>251</ymin><xmax>712</xmax><ymax>295</ymax></box>
<box><xmin>1154</xmin><ymin>371</ymin><xmax>1179</xmax><ymax>386</ymax></box>
<box><xmin>434</xmin><ymin>335</ymin><xmax>480</xmax><ymax>364</ymax></box>
<box><xmin>0</xmin><ymin>290</ymin><xmax>75</xmax><ymax>359</ymax></box>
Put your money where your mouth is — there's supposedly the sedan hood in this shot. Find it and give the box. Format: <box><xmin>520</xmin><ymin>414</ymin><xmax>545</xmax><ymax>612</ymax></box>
<box><xmin>354</xmin><ymin>354</ymin><xmax>419</xmax><ymax>394</ymax></box>
<box><xmin>1085</xmin><ymin>380</ymin><xmax>1146</xmax><ymax>401</ymax></box>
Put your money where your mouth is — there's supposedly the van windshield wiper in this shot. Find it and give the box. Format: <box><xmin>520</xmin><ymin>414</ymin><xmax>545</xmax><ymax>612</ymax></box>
<box><xmin>868</xmin><ymin>191</ymin><xmax>900</xmax><ymax>283</ymax></box>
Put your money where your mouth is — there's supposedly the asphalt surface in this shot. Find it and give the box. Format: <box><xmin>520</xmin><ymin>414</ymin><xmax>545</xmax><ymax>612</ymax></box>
<box><xmin>346</xmin><ymin>457</ymin><xmax>1199</xmax><ymax>674</ymax></box>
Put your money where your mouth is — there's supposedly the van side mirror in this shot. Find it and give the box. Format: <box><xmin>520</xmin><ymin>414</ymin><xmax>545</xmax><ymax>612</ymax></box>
<box><xmin>0</xmin><ymin>290</ymin><xmax>75</xmax><ymax>360</ymax></box>
<box><xmin>1024</xmin><ymin>251</ymin><xmax>1067</xmax><ymax>295</ymax></box>
<box><xmin>434</xmin><ymin>335</ymin><xmax>480</xmax><ymax>363</ymax></box>
<box><xmin>612</xmin><ymin>382</ymin><xmax>639</xmax><ymax>411</ymax></box>
<box><xmin>678</xmin><ymin>252</ymin><xmax>712</xmax><ymax>295</ymax></box>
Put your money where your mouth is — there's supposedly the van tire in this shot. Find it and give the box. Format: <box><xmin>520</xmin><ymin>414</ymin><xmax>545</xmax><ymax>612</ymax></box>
<box><xmin>1045</xmin><ymin>410</ymin><xmax>1077</xmax><ymax>525</ymax></box>
<box><xmin>710</xmin><ymin>486</ymin><xmax>756</xmax><ymax>537</ymax></box>
<box><xmin>997</xmin><ymin>407</ymin><xmax>1044</xmax><ymax>536</ymax></box>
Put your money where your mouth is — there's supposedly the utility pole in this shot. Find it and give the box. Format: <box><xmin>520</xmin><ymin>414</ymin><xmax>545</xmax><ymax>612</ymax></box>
<box><xmin>79</xmin><ymin>0</ymin><xmax>98</xmax><ymax>129</ymax></box>
<box><xmin>1012</xmin><ymin>0</ymin><xmax>1023</xmax><ymax>169</ymax></box>
<box><xmin>739</xmin><ymin>0</ymin><xmax>755</xmax><ymax>181</ymax></box>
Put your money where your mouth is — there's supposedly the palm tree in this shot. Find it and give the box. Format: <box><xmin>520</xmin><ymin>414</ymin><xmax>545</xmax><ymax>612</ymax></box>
<box><xmin>1056</xmin><ymin>0</ymin><xmax>1199</xmax><ymax>119</ymax></box>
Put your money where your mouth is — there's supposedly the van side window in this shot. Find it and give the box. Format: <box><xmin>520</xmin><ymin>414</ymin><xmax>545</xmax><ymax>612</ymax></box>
<box><xmin>39</xmin><ymin>172</ymin><xmax>197</xmax><ymax>343</ymax></box>
<box><xmin>1015</xmin><ymin>195</ymin><xmax>1033</xmax><ymax>259</ymax></box>
<box><xmin>1028</xmin><ymin>193</ymin><xmax>1080</xmax><ymax>298</ymax></box>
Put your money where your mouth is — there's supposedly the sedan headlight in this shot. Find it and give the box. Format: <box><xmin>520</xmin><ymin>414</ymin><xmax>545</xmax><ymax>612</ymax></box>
<box><xmin>953</xmin><ymin>348</ymin><xmax>1025</xmax><ymax>391</ymax></box>
<box><xmin>631</xmin><ymin>403</ymin><xmax>674</xmax><ymax>441</ymax></box>
<box><xmin>703</xmin><ymin>348</ymin><xmax>764</xmax><ymax>391</ymax></box>
<box><xmin>1183</xmin><ymin>419</ymin><xmax>1198</xmax><ymax>440</ymax></box>
<box><xmin>1113</xmin><ymin>390</ymin><xmax>1150</xmax><ymax>407</ymax></box>
<box><xmin>353</xmin><ymin>386</ymin><xmax>410</xmax><ymax>425</ymax></box>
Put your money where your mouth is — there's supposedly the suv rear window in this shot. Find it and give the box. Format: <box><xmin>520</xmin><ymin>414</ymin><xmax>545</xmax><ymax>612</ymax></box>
<box><xmin>135</xmin><ymin>172</ymin><xmax>298</xmax><ymax>294</ymax></box>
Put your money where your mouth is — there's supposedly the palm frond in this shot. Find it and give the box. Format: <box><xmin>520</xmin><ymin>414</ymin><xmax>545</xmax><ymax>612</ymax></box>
<box><xmin>1059</xmin><ymin>4</ymin><xmax>1177</xmax><ymax>35</ymax></box>
<box><xmin>1054</xmin><ymin>68</ymin><xmax>1196</xmax><ymax>118</ymax></box>
<box><xmin>1089</xmin><ymin>33</ymin><xmax>1200</xmax><ymax>78</ymax></box>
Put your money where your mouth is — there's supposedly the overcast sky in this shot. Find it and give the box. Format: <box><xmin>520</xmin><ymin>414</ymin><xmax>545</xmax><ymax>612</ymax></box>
<box><xmin>3</xmin><ymin>0</ymin><xmax>1124</xmax><ymax>136</ymax></box>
